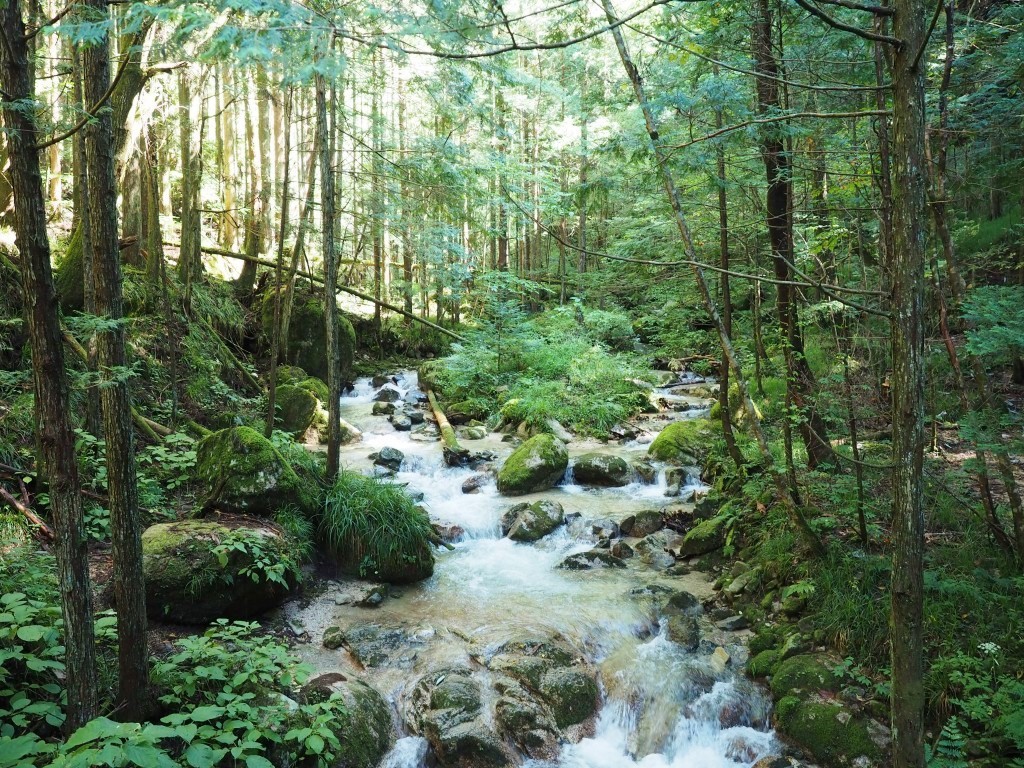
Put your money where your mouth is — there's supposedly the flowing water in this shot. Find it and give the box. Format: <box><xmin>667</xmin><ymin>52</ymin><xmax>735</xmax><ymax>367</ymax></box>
<box><xmin>285</xmin><ymin>373</ymin><xmax>779</xmax><ymax>768</ymax></box>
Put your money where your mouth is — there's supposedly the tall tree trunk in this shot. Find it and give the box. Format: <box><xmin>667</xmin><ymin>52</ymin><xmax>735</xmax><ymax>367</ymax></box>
<box><xmin>0</xmin><ymin>0</ymin><xmax>99</xmax><ymax>730</ymax></box>
<box><xmin>281</xmin><ymin>131</ymin><xmax>319</xmax><ymax>360</ymax></box>
<box><xmin>83</xmin><ymin>0</ymin><xmax>149</xmax><ymax>718</ymax></box>
<box><xmin>177</xmin><ymin>67</ymin><xmax>204</xmax><ymax>290</ymax></box>
<box><xmin>267</xmin><ymin>90</ymin><xmax>292</xmax><ymax>438</ymax></box>
<box><xmin>714</xmin><ymin>66</ymin><xmax>743</xmax><ymax>470</ymax></box>
<box><xmin>753</xmin><ymin>0</ymin><xmax>833</xmax><ymax>470</ymax></box>
<box><xmin>317</xmin><ymin>69</ymin><xmax>342</xmax><ymax>480</ymax></box>
<box><xmin>889</xmin><ymin>1</ymin><xmax>928</xmax><ymax>764</ymax></box>
<box><xmin>237</xmin><ymin>74</ymin><xmax>263</xmax><ymax>294</ymax></box>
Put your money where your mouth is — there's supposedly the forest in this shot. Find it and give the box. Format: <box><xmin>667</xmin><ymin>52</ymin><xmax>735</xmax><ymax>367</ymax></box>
<box><xmin>0</xmin><ymin>0</ymin><xmax>1022</xmax><ymax>766</ymax></box>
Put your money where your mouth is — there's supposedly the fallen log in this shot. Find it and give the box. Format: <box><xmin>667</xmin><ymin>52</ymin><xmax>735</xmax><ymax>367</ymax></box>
<box><xmin>0</xmin><ymin>485</ymin><xmax>54</xmax><ymax>541</ymax></box>
<box><xmin>426</xmin><ymin>390</ymin><xmax>471</xmax><ymax>467</ymax></box>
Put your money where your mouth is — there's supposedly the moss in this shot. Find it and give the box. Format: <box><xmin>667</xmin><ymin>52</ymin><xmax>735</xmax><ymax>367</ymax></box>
<box><xmin>774</xmin><ymin>696</ymin><xmax>881</xmax><ymax>767</ymax></box>
<box><xmin>262</xmin><ymin>289</ymin><xmax>356</xmax><ymax>381</ymax></box>
<box><xmin>678</xmin><ymin>514</ymin><xmax>727</xmax><ymax>556</ymax></box>
<box><xmin>496</xmin><ymin>434</ymin><xmax>568</xmax><ymax>496</ymax></box>
<box><xmin>275</xmin><ymin>365</ymin><xmax>309</xmax><ymax>386</ymax></box>
<box><xmin>54</xmin><ymin>225</ymin><xmax>84</xmax><ymax>311</ymax></box>
<box><xmin>539</xmin><ymin>668</ymin><xmax>598</xmax><ymax>728</ymax></box>
<box><xmin>296</xmin><ymin>376</ymin><xmax>329</xmax><ymax>403</ymax></box>
<box><xmin>142</xmin><ymin>520</ymin><xmax>294</xmax><ymax>624</ymax></box>
<box><xmin>749</xmin><ymin>625</ymin><xmax>785</xmax><ymax>656</ymax></box>
<box><xmin>335</xmin><ymin>680</ymin><xmax>396</xmax><ymax>768</ymax></box>
<box><xmin>501</xmin><ymin>500</ymin><xmax>565</xmax><ymax>542</ymax></box>
<box><xmin>275</xmin><ymin>385</ymin><xmax>318</xmax><ymax>435</ymax></box>
<box><xmin>770</xmin><ymin>654</ymin><xmax>841</xmax><ymax>697</ymax></box>
<box><xmin>195</xmin><ymin>426</ymin><xmax>315</xmax><ymax>515</ymax></box>
<box><xmin>647</xmin><ymin>419</ymin><xmax>717</xmax><ymax>464</ymax></box>
<box><xmin>748</xmin><ymin>649</ymin><xmax>783</xmax><ymax>678</ymax></box>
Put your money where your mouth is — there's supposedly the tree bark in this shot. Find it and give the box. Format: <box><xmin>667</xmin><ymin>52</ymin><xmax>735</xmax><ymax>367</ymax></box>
<box><xmin>0</xmin><ymin>0</ymin><xmax>100</xmax><ymax>730</ymax></box>
<box><xmin>267</xmin><ymin>90</ymin><xmax>292</xmax><ymax>438</ymax></box>
<box><xmin>83</xmin><ymin>0</ymin><xmax>149</xmax><ymax>718</ymax></box>
<box><xmin>888</xmin><ymin>0</ymin><xmax>928</xmax><ymax>764</ymax></box>
<box><xmin>317</xmin><ymin>69</ymin><xmax>343</xmax><ymax>480</ymax></box>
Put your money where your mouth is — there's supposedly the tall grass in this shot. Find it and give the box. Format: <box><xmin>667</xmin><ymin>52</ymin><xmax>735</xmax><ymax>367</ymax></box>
<box><xmin>319</xmin><ymin>471</ymin><xmax>433</xmax><ymax>577</ymax></box>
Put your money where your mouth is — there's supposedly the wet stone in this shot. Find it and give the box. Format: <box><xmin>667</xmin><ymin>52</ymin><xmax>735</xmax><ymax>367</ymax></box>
<box><xmin>374</xmin><ymin>385</ymin><xmax>403</xmax><ymax>403</ymax></box>
<box><xmin>716</xmin><ymin>615</ymin><xmax>751</xmax><ymax>632</ymax></box>
<box><xmin>391</xmin><ymin>413</ymin><xmax>413</xmax><ymax>431</ymax></box>
<box><xmin>558</xmin><ymin>550</ymin><xmax>626</xmax><ymax>570</ymax></box>
<box><xmin>372</xmin><ymin>447</ymin><xmax>405</xmax><ymax>471</ymax></box>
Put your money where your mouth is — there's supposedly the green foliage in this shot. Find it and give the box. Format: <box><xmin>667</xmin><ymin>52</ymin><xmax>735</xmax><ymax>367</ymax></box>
<box><xmin>212</xmin><ymin>529</ymin><xmax>299</xmax><ymax>590</ymax></box>
<box><xmin>962</xmin><ymin>285</ymin><xmax>1024</xmax><ymax>365</ymax></box>
<box><xmin>319</xmin><ymin>471</ymin><xmax>433</xmax><ymax>579</ymax></box>
<box><xmin>138</xmin><ymin>432</ymin><xmax>198</xmax><ymax>491</ymax></box>
<box><xmin>436</xmin><ymin>297</ymin><xmax>648</xmax><ymax>436</ymax></box>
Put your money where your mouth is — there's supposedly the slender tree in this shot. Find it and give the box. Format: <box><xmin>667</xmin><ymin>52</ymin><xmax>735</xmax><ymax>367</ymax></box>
<box><xmin>0</xmin><ymin>0</ymin><xmax>99</xmax><ymax>731</ymax></box>
<box><xmin>83</xmin><ymin>0</ymin><xmax>149</xmax><ymax>718</ymax></box>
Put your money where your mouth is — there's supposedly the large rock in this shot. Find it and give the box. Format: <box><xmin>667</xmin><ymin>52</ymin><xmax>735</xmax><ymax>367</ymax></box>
<box><xmin>500</xmin><ymin>501</ymin><xmax>565</xmax><ymax>542</ymax></box>
<box><xmin>572</xmin><ymin>453</ymin><xmax>631</xmax><ymax>487</ymax></box>
<box><xmin>774</xmin><ymin>696</ymin><xmax>883</xmax><ymax>767</ymax></box>
<box><xmin>374</xmin><ymin>385</ymin><xmax>403</xmax><ymax>403</ymax></box>
<box><xmin>558</xmin><ymin>550</ymin><xmax>626</xmax><ymax>570</ymax></box>
<box><xmin>262</xmin><ymin>288</ymin><xmax>355</xmax><ymax>382</ymax></box>
<box><xmin>301</xmin><ymin>675</ymin><xmax>395</xmax><ymax>768</ymax></box>
<box><xmin>679</xmin><ymin>515</ymin><xmax>728</xmax><ymax>556</ymax></box>
<box><xmin>408</xmin><ymin>669</ymin><xmax>510</xmax><ymax>768</ymax></box>
<box><xmin>620</xmin><ymin>509</ymin><xmax>663</xmax><ymax>538</ymax></box>
<box><xmin>496</xmin><ymin>434</ymin><xmax>568</xmax><ymax>496</ymax></box>
<box><xmin>274</xmin><ymin>384</ymin><xmax>319</xmax><ymax>435</ymax></box>
<box><xmin>142</xmin><ymin>519</ymin><xmax>295</xmax><ymax>624</ymax></box>
<box><xmin>647</xmin><ymin>419</ymin><xmax>716</xmax><ymax>464</ymax></box>
<box><xmin>195</xmin><ymin>426</ymin><xmax>313</xmax><ymax>515</ymax></box>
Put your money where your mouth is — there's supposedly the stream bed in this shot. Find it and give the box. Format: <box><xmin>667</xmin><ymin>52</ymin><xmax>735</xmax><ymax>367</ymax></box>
<box><xmin>282</xmin><ymin>372</ymin><xmax>780</xmax><ymax>768</ymax></box>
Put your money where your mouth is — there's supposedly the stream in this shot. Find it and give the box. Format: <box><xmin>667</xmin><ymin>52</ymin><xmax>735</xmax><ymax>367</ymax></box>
<box><xmin>284</xmin><ymin>372</ymin><xmax>780</xmax><ymax>768</ymax></box>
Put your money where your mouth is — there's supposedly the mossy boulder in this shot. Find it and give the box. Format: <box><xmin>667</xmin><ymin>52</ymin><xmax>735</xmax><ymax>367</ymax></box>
<box><xmin>301</xmin><ymin>675</ymin><xmax>395</xmax><ymax>768</ymax></box>
<box><xmin>262</xmin><ymin>289</ymin><xmax>356</xmax><ymax>381</ymax></box>
<box><xmin>142</xmin><ymin>519</ymin><xmax>295</xmax><ymax>624</ymax></box>
<box><xmin>499</xmin><ymin>500</ymin><xmax>565</xmax><ymax>542</ymax></box>
<box><xmin>770</xmin><ymin>655</ymin><xmax>842</xmax><ymax>698</ymax></box>
<box><xmin>775</xmin><ymin>696</ymin><xmax>882</xmax><ymax>767</ymax></box>
<box><xmin>678</xmin><ymin>514</ymin><xmax>728</xmax><ymax>556</ymax></box>
<box><xmin>496</xmin><ymin>434</ymin><xmax>568</xmax><ymax>496</ymax></box>
<box><xmin>748</xmin><ymin>649</ymin><xmax>783</xmax><ymax>678</ymax></box>
<box><xmin>572</xmin><ymin>453</ymin><xmax>631</xmax><ymax>487</ymax></box>
<box><xmin>538</xmin><ymin>668</ymin><xmax>598</xmax><ymax>728</ymax></box>
<box><xmin>647</xmin><ymin>419</ymin><xmax>716</xmax><ymax>465</ymax></box>
<box><xmin>295</xmin><ymin>376</ymin><xmax>329</xmax><ymax>403</ymax></box>
<box><xmin>195</xmin><ymin>427</ymin><xmax>314</xmax><ymax>515</ymax></box>
<box><xmin>275</xmin><ymin>365</ymin><xmax>309</xmax><ymax>387</ymax></box>
<box><xmin>275</xmin><ymin>385</ymin><xmax>319</xmax><ymax>435</ymax></box>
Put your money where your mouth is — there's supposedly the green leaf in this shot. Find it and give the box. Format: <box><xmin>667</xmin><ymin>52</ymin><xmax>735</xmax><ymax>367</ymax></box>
<box><xmin>184</xmin><ymin>742</ymin><xmax>227</xmax><ymax>768</ymax></box>
<box><xmin>245</xmin><ymin>756</ymin><xmax>275</xmax><ymax>768</ymax></box>
<box><xmin>15</xmin><ymin>626</ymin><xmax>45</xmax><ymax>642</ymax></box>
<box><xmin>187</xmin><ymin>706</ymin><xmax>225</xmax><ymax>723</ymax></box>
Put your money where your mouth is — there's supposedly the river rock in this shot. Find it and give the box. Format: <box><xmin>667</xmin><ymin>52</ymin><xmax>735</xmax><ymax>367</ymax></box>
<box><xmin>590</xmin><ymin>518</ymin><xmax>620</xmax><ymax>539</ymax></box>
<box><xmin>333</xmin><ymin>623</ymin><xmax>411</xmax><ymax>667</ymax></box>
<box><xmin>665</xmin><ymin>614</ymin><xmax>700</xmax><ymax>651</ymax></box>
<box><xmin>572</xmin><ymin>453</ymin><xmax>631</xmax><ymax>487</ymax></box>
<box><xmin>679</xmin><ymin>515</ymin><xmax>728</xmax><ymax>556</ymax></box>
<box><xmin>710</xmin><ymin>646</ymin><xmax>731</xmax><ymax>673</ymax></box>
<box><xmin>194</xmin><ymin>426</ymin><xmax>315</xmax><ymax>515</ymax></box>
<box><xmin>410</xmin><ymin>424</ymin><xmax>441</xmax><ymax>442</ymax></box>
<box><xmin>404</xmin><ymin>408</ymin><xmax>426</xmax><ymax>425</ymax></box>
<box><xmin>142</xmin><ymin>519</ymin><xmax>295</xmax><ymax>624</ymax></box>
<box><xmin>496</xmin><ymin>434</ymin><xmax>568</xmax><ymax>495</ymax></box>
<box><xmin>372</xmin><ymin>446</ymin><xmax>405</xmax><ymax>471</ymax></box>
<box><xmin>371</xmin><ymin>374</ymin><xmax>393</xmax><ymax>387</ymax></box>
<box><xmin>301</xmin><ymin>675</ymin><xmax>395</xmax><ymax>768</ymax></box>
<box><xmin>493</xmin><ymin>678</ymin><xmax>559</xmax><ymax>758</ymax></box>
<box><xmin>558</xmin><ymin>550</ymin><xmax>626</xmax><ymax>570</ymax></box>
<box><xmin>374</xmin><ymin>384</ymin><xmax>403</xmax><ymax>403</ymax></box>
<box><xmin>459</xmin><ymin>426</ymin><xmax>488</xmax><ymax>440</ymax></box>
<box><xmin>620</xmin><ymin>509</ymin><xmax>663</xmax><ymax>538</ymax></box>
<box><xmin>462</xmin><ymin>473</ymin><xmax>490</xmax><ymax>493</ymax></box>
<box><xmin>611</xmin><ymin>541</ymin><xmax>634</xmax><ymax>559</ymax></box>
<box><xmin>774</xmin><ymin>696</ymin><xmax>883</xmax><ymax>767</ymax></box>
<box><xmin>391</xmin><ymin>413</ymin><xmax>413</xmax><ymax>431</ymax></box>
<box><xmin>372</xmin><ymin>401</ymin><xmax>396</xmax><ymax>416</ymax></box>
<box><xmin>273</xmin><ymin>384</ymin><xmax>319</xmax><ymax>436</ymax></box>
<box><xmin>647</xmin><ymin>419</ymin><xmax>716</xmax><ymax>465</ymax></box>
<box><xmin>716</xmin><ymin>615</ymin><xmax>751</xmax><ymax>631</ymax></box>
<box><xmin>408</xmin><ymin>668</ymin><xmax>511</xmax><ymax>768</ymax></box>
<box><xmin>434</xmin><ymin>522</ymin><xmax>466</xmax><ymax>543</ymax></box>
<box><xmin>631</xmin><ymin>460</ymin><xmax>657</xmax><ymax>484</ymax></box>
<box><xmin>635</xmin><ymin>530</ymin><xmax>684</xmax><ymax>564</ymax></box>
<box><xmin>500</xmin><ymin>500</ymin><xmax>565</xmax><ymax>542</ymax></box>
<box><xmin>726</xmin><ymin>567</ymin><xmax>762</xmax><ymax>596</ymax></box>
<box><xmin>663</xmin><ymin>589</ymin><xmax>702</xmax><ymax>614</ymax></box>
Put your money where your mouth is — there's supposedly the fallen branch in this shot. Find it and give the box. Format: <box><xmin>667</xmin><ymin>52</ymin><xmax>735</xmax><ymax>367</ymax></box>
<box><xmin>0</xmin><ymin>485</ymin><xmax>54</xmax><ymax>540</ymax></box>
<box><xmin>427</xmin><ymin>390</ymin><xmax>471</xmax><ymax>467</ymax></box>
<box><xmin>167</xmin><ymin>242</ymin><xmax>466</xmax><ymax>342</ymax></box>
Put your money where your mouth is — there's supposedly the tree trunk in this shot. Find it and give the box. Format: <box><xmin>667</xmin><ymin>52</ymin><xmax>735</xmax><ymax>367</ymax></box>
<box><xmin>267</xmin><ymin>90</ymin><xmax>292</xmax><ymax>438</ymax></box>
<box><xmin>177</xmin><ymin>66</ymin><xmax>204</xmax><ymax>290</ymax></box>
<box><xmin>83</xmin><ymin>0</ymin><xmax>149</xmax><ymax>719</ymax></box>
<box><xmin>0</xmin><ymin>0</ymin><xmax>99</xmax><ymax>730</ymax></box>
<box><xmin>889</xmin><ymin>1</ymin><xmax>928</xmax><ymax>764</ymax></box>
<box><xmin>753</xmin><ymin>0</ymin><xmax>833</xmax><ymax>471</ymax></box>
<box><xmin>317</xmin><ymin>69</ymin><xmax>343</xmax><ymax>480</ymax></box>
